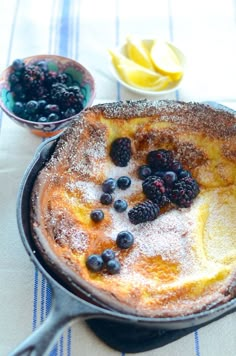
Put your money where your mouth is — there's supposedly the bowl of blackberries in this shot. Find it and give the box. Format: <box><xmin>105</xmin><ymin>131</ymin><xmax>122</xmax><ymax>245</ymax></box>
<box><xmin>0</xmin><ymin>54</ymin><xmax>95</xmax><ymax>137</ymax></box>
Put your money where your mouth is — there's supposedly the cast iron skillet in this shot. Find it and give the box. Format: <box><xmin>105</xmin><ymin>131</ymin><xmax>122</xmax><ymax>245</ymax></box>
<box><xmin>11</xmin><ymin>102</ymin><xmax>236</xmax><ymax>355</ymax></box>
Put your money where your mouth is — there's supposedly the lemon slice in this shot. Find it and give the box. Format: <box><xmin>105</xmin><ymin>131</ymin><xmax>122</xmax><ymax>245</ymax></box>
<box><xmin>109</xmin><ymin>50</ymin><xmax>170</xmax><ymax>91</ymax></box>
<box><xmin>150</xmin><ymin>40</ymin><xmax>183</xmax><ymax>81</ymax></box>
<box><xmin>126</xmin><ymin>36</ymin><xmax>154</xmax><ymax>70</ymax></box>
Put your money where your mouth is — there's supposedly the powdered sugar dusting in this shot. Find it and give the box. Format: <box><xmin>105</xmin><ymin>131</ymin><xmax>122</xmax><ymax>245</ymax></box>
<box><xmin>46</xmin><ymin>207</ymin><xmax>88</xmax><ymax>252</ymax></box>
<box><xmin>66</xmin><ymin>181</ymin><xmax>101</xmax><ymax>202</ymax></box>
<box><xmin>107</xmin><ymin>205</ymin><xmax>197</xmax><ymax>276</ymax></box>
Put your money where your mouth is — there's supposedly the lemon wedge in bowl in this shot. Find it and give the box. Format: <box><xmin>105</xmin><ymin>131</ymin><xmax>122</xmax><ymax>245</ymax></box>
<box><xmin>109</xmin><ymin>50</ymin><xmax>170</xmax><ymax>91</ymax></box>
<box><xmin>150</xmin><ymin>39</ymin><xmax>184</xmax><ymax>81</ymax></box>
<box><xmin>126</xmin><ymin>36</ymin><xmax>155</xmax><ymax>70</ymax></box>
<box><xmin>109</xmin><ymin>37</ymin><xmax>186</xmax><ymax>95</ymax></box>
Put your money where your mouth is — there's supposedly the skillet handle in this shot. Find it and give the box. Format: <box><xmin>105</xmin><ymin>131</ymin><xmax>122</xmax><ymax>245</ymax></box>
<box><xmin>9</xmin><ymin>284</ymin><xmax>91</xmax><ymax>356</ymax></box>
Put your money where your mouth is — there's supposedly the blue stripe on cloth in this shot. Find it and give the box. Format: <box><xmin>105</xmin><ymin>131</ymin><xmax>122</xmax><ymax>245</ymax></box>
<box><xmin>46</xmin><ymin>282</ymin><xmax>58</xmax><ymax>356</ymax></box>
<box><xmin>46</xmin><ymin>282</ymin><xmax>52</xmax><ymax>316</ymax></box>
<box><xmin>67</xmin><ymin>327</ymin><xmax>72</xmax><ymax>356</ymax></box>
<box><xmin>115</xmin><ymin>0</ymin><xmax>121</xmax><ymax>101</ymax></box>
<box><xmin>59</xmin><ymin>0</ymin><xmax>72</xmax><ymax>56</ymax></box>
<box><xmin>32</xmin><ymin>268</ymin><xmax>39</xmax><ymax>331</ymax></box>
<box><xmin>194</xmin><ymin>330</ymin><xmax>201</xmax><ymax>356</ymax></box>
<box><xmin>167</xmin><ymin>0</ymin><xmax>180</xmax><ymax>101</ymax></box>
<box><xmin>49</xmin><ymin>0</ymin><xmax>58</xmax><ymax>54</ymax></box>
<box><xmin>74</xmin><ymin>0</ymin><xmax>80</xmax><ymax>60</ymax></box>
<box><xmin>40</xmin><ymin>275</ymin><xmax>46</xmax><ymax>323</ymax></box>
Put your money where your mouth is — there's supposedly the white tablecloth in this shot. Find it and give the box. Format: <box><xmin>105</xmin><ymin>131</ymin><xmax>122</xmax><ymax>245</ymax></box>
<box><xmin>0</xmin><ymin>1</ymin><xmax>236</xmax><ymax>355</ymax></box>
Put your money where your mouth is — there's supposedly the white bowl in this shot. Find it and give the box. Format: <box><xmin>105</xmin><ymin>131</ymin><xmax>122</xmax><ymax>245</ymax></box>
<box><xmin>110</xmin><ymin>39</ymin><xmax>186</xmax><ymax>96</ymax></box>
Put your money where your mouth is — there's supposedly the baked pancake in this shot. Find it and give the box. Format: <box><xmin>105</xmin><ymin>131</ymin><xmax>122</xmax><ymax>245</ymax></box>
<box><xmin>30</xmin><ymin>100</ymin><xmax>236</xmax><ymax>317</ymax></box>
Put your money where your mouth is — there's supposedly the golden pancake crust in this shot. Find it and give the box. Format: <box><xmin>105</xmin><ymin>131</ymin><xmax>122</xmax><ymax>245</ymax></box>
<box><xmin>31</xmin><ymin>100</ymin><xmax>236</xmax><ymax>317</ymax></box>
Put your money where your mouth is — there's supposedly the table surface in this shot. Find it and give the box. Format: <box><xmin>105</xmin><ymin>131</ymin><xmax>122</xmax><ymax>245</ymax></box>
<box><xmin>0</xmin><ymin>1</ymin><xmax>236</xmax><ymax>355</ymax></box>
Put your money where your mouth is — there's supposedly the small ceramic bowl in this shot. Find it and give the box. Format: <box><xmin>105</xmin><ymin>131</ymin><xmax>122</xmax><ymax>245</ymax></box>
<box><xmin>110</xmin><ymin>39</ymin><xmax>186</xmax><ymax>96</ymax></box>
<box><xmin>0</xmin><ymin>54</ymin><xmax>95</xmax><ymax>137</ymax></box>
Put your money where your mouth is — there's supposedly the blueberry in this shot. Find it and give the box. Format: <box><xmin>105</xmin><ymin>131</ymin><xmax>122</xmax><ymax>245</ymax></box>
<box><xmin>9</xmin><ymin>72</ymin><xmax>20</xmax><ymax>84</ymax></box>
<box><xmin>37</xmin><ymin>60</ymin><xmax>48</xmax><ymax>72</ymax></box>
<box><xmin>14</xmin><ymin>91</ymin><xmax>26</xmax><ymax>102</ymax></box>
<box><xmin>106</xmin><ymin>259</ymin><xmax>121</xmax><ymax>274</ymax></box>
<box><xmin>37</xmin><ymin>100</ymin><xmax>47</xmax><ymax>112</ymax></box>
<box><xmin>86</xmin><ymin>254</ymin><xmax>104</xmax><ymax>272</ymax></box>
<box><xmin>48</xmin><ymin>113</ymin><xmax>59</xmax><ymax>122</ymax></box>
<box><xmin>170</xmin><ymin>161</ymin><xmax>183</xmax><ymax>173</ymax></box>
<box><xmin>153</xmin><ymin>170</ymin><xmax>165</xmax><ymax>179</ymax></box>
<box><xmin>101</xmin><ymin>249</ymin><xmax>115</xmax><ymax>262</ymax></box>
<box><xmin>90</xmin><ymin>209</ymin><xmax>104</xmax><ymax>222</ymax></box>
<box><xmin>38</xmin><ymin>116</ymin><xmax>48</xmax><ymax>123</ymax></box>
<box><xmin>64</xmin><ymin>108</ymin><xmax>76</xmax><ymax>118</ymax></box>
<box><xmin>178</xmin><ymin>170</ymin><xmax>192</xmax><ymax>179</ymax></box>
<box><xmin>100</xmin><ymin>193</ymin><xmax>112</xmax><ymax>205</ymax></box>
<box><xmin>138</xmin><ymin>165</ymin><xmax>152</xmax><ymax>180</ymax></box>
<box><xmin>113</xmin><ymin>199</ymin><xmax>128</xmax><ymax>212</ymax></box>
<box><xmin>12</xmin><ymin>59</ymin><xmax>25</xmax><ymax>71</ymax></box>
<box><xmin>26</xmin><ymin>100</ymin><xmax>38</xmax><ymax>114</ymax></box>
<box><xmin>116</xmin><ymin>231</ymin><xmax>134</xmax><ymax>249</ymax></box>
<box><xmin>163</xmin><ymin>171</ymin><xmax>178</xmax><ymax>187</ymax></box>
<box><xmin>44</xmin><ymin>104</ymin><xmax>60</xmax><ymax>115</ymax></box>
<box><xmin>117</xmin><ymin>176</ymin><xmax>131</xmax><ymax>190</ymax></box>
<box><xmin>102</xmin><ymin>178</ymin><xmax>116</xmax><ymax>193</ymax></box>
<box><xmin>11</xmin><ymin>83</ymin><xmax>23</xmax><ymax>95</ymax></box>
<box><xmin>13</xmin><ymin>101</ymin><xmax>24</xmax><ymax>116</ymax></box>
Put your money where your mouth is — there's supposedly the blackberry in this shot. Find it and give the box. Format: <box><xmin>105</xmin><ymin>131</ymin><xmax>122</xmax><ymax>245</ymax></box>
<box><xmin>110</xmin><ymin>137</ymin><xmax>131</xmax><ymax>167</ymax></box>
<box><xmin>44</xmin><ymin>71</ymin><xmax>59</xmax><ymax>88</ymax></box>
<box><xmin>50</xmin><ymin>83</ymin><xmax>84</xmax><ymax>112</ymax></box>
<box><xmin>57</xmin><ymin>72</ymin><xmax>68</xmax><ymax>84</ymax></box>
<box><xmin>22</xmin><ymin>64</ymin><xmax>45</xmax><ymax>93</ymax></box>
<box><xmin>168</xmin><ymin>176</ymin><xmax>200</xmax><ymax>208</ymax></box>
<box><xmin>128</xmin><ymin>200</ymin><xmax>160</xmax><ymax>225</ymax></box>
<box><xmin>147</xmin><ymin>149</ymin><xmax>174</xmax><ymax>170</ymax></box>
<box><xmin>142</xmin><ymin>176</ymin><xmax>168</xmax><ymax>206</ymax></box>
